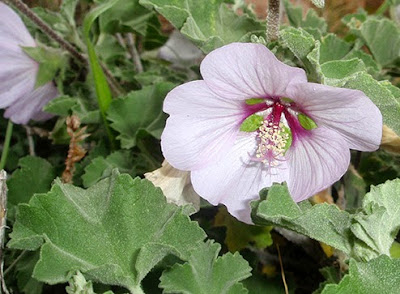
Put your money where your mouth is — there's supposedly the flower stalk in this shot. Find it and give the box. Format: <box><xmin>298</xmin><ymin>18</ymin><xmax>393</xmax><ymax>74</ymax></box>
<box><xmin>266</xmin><ymin>0</ymin><xmax>280</xmax><ymax>42</ymax></box>
<box><xmin>0</xmin><ymin>121</ymin><xmax>13</xmax><ymax>170</ymax></box>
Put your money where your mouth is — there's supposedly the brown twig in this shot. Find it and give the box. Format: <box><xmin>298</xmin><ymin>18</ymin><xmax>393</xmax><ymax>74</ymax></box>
<box><xmin>62</xmin><ymin>116</ymin><xmax>89</xmax><ymax>183</ymax></box>
<box><xmin>276</xmin><ymin>243</ymin><xmax>289</xmax><ymax>294</ymax></box>
<box><xmin>126</xmin><ymin>33</ymin><xmax>143</xmax><ymax>73</ymax></box>
<box><xmin>0</xmin><ymin>171</ymin><xmax>10</xmax><ymax>294</ymax></box>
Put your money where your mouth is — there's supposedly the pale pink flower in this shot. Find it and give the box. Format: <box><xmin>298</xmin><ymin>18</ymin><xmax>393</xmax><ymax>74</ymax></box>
<box><xmin>0</xmin><ymin>3</ymin><xmax>57</xmax><ymax>124</ymax></box>
<box><xmin>161</xmin><ymin>43</ymin><xmax>382</xmax><ymax>223</ymax></box>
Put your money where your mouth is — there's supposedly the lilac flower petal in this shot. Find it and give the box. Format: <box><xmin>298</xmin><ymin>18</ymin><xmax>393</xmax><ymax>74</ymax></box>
<box><xmin>191</xmin><ymin>133</ymin><xmax>289</xmax><ymax>224</ymax></box>
<box><xmin>162</xmin><ymin>81</ymin><xmax>243</xmax><ymax>170</ymax></box>
<box><xmin>286</xmin><ymin>127</ymin><xmax>350</xmax><ymax>202</ymax></box>
<box><xmin>287</xmin><ymin>83</ymin><xmax>382</xmax><ymax>151</ymax></box>
<box><xmin>0</xmin><ymin>3</ymin><xmax>36</xmax><ymax>47</ymax></box>
<box><xmin>0</xmin><ymin>40</ymin><xmax>38</xmax><ymax>83</ymax></box>
<box><xmin>4</xmin><ymin>82</ymin><xmax>57</xmax><ymax>124</ymax></box>
<box><xmin>0</xmin><ymin>69</ymin><xmax>36</xmax><ymax>108</ymax></box>
<box><xmin>200</xmin><ymin>43</ymin><xmax>307</xmax><ymax>100</ymax></box>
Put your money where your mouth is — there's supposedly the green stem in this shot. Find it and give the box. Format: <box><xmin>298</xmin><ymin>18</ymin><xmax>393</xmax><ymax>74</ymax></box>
<box><xmin>376</xmin><ymin>0</ymin><xmax>390</xmax><ymax>15</ymax></box>
<box><xmin>0</xmin><ymin>121</ymin><xmax>13</xmax><ymax>170</ymax></box>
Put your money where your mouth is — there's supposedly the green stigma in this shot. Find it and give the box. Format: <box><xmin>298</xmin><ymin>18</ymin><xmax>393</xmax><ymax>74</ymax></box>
<box><xmin>245</xmin><ymin>98</ymin><xmax>265</xmax><ymax>105</ymax></box>
<box><xmin>281</xmin><ymin>125</ymin><xmax>293</xmax><ymax>152</ymax></box>
<box><xmin>281</xmin><ymin>97</ymin><xmax>294</xmax><ymax>103</ymax></box>
<box><xmin>240</xmin><ymin>114</ymin><xmax>264</xmax><ymax>132</ymax></box>
<box><xmin>298</xmin><ymin>113</ymin><xmax>318</xmax><ymax>130</ymax></box>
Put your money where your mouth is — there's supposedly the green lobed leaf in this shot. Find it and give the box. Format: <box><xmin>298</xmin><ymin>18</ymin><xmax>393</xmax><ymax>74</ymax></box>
<box><xmin>43</xmin><ymin>95</ymin><xmax>79</xmax><ymax>116</ymax></box>
<box><xmin>283</xmin><ymin>0</ymin><xmax>327</xmax><ymax>37</ymax></box>
<box><xmin>320</xmin><ymin>58</ymin><xmax>366</xmax><ymax>82</ymax></box>
<box><xmin>159</xmin><ymin>240</ymin><xmax>251</xmax><ymax>294</ymax></box>
<box><xmin>280</xmin><ymin>26</ymin><xmax>322</xmax><ymax>82</ymax></box>
<box><xmin>319</xmin><ymin>34</ymin><xmax>351</xmax><ymax>64</ymax></box>
<box><xmin>139</xmin><ymin>0</ymin><xmax>263</xmax><ymax>53</ymax></box>
<box><xmin>343</xmin><ymin>50</ymin><xmax>379</xmax><ymax>74</ymax></box>
<box><xmin>96</xmin><ymin>0</ymin><xmax>154</xmax><ymax>35</ymax></box>
<box><xmin>360</xmin><ymin>18</ymin><xmax>400</xmax><ymax>67</ymax></box>
<box><xmin>82</xmin><ymin>150</ymin><xmax>135</xmax><ymax>188</ymax></box>
<box><xmin>306</xmin><ymin>40</ymin><xmax>323</xmax><ymax>82</ymax></box>
<box><xmin>252</xmin><ymin>180</ymin><xmax>400</xmax><ymax>261</ymax></box>
<box><xmin>321</xmin><ymin>256</ymin><xmax>400</xmax><ymax>294</ymax></box>
<box><xmin>107</xmin><ymin>82</ymin><xmax>175</xmax><ymax>148</ymax></box>
<box><xmin>251</xmin><ymin>183</ymin><xmax>353</xmax><ymax>254</ymax></box>
<box><xmin>350</xmin><ymin>179</ymin><xmax>400</xmax><ymax>260</ymax></box>
<box><xmin>8</xmin><ymin>171</ymin><xmax>206</xmax><ymax>292</ymax></box>
<box><xmin>7</xmin><ymin>156</ymin><xmax>56</xmax><ymax>205</ymax></box>
<box><xmin>280</xmin><ymin>27</ymin><xmax>315</xmax><ymax>60</ymax></box>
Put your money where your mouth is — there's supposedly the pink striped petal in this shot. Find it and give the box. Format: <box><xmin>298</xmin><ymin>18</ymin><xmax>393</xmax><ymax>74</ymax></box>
<box><xmin>200</xmin><ymin>43</ymin><xmax>307</xmax><ymax>100</ymax></box>
<box><xmin>191</xmin><ymin>133</ymin><xmax>289</xmax><ymax>224</ymax></box>
<box><xmin>161</xmin><ymin>81</ymin><xmax>243</xmax><ymax>170</ymax></box>
<box><xmin>287</xmin><ymin>83</ymin><xmax>382</xmax><ymax>151</ymax></box>
<box><xmin>286</xmin><ymin>127</ymin><xmax>350</xmax><ymax>202</ymax></box>
<box><xmin>4</xmin><ymin>82</ymin><xmax>57</xmax><ymax>124</ymax></box>
<box><xmin>0</xmin><ymin>3</ymin><xmax>36</xmax><ymax>47</ymax></box>
<box><xmin>0</xmin><ymin>69</ymin><xmax>36</xmax><ymax>108</ymax></box>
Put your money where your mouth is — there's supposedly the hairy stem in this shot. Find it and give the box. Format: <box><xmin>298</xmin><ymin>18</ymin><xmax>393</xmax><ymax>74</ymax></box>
<box><xmin>266</xmin><ymin>0</ymin><xmax>281</xmax><ymax>42</ymax></box>
<box><xmin>0</xmin><ymin>121</ymin><xmax>13</xmax><ymax>171</ymax></box>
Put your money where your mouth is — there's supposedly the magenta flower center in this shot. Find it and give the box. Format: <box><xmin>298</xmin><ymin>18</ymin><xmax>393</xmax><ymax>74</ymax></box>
<box><xmin>244</xmin><ymin>98</ymin><xmax>313</xmax><ymax>167</ymax></box>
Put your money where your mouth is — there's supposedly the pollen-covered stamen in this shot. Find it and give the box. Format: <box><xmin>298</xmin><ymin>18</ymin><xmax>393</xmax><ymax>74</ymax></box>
<box><xmin>255</xmin><ymin>121</ymin><xmax>290</xmax><ymax>166</ymax></box>
<box><xmin>253</xmin><ymin>102</ymin><xmax>291</xmax><ymax>166</ymax></box>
